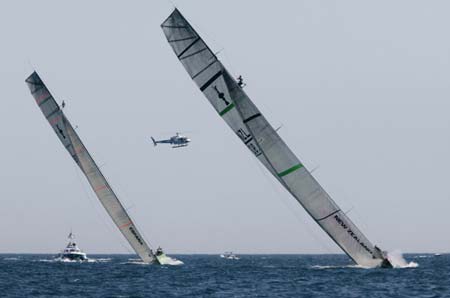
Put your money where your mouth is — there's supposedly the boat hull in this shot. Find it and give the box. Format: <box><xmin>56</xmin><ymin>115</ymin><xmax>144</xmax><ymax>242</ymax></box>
<box><xmin>155</xmin><ymin>253</ymin><xmax>182</xmax><ymax>265</ymax></box>
<box><xmin>60</xmin><ymin>252</ymin><xmax>87</xmax><ymax>261</ymax></box>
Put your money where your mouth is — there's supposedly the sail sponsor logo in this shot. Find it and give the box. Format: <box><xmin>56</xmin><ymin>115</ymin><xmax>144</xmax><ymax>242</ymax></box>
<box><xmin>236</xmin><ymin>128</ymin><xmax>262</xmax><ymax>157</ymax></box>
<box><xmin>129</xmin><ymin>226</ymin><xmax>144</xmax><ymax>246</ymax></box>
<box><xmin>237</xmin><ymin>128</ymin><xmax>251</xmax><ymax>142</ymax></box>
<box><xmin>213</xmin><ymin>85</ymin><xmax>230</xmax><ymax>106</ymax></box>
<box><xmin>56</xmin><ymin>124</ymin><xmax>66</xmax><ymax>139</ymax></box>
<box><xmin>334</xmin><ymin>214</ymin><xmax>373</xmax><ymax>255</ymax></box>
<box><xmin>247</xmin><ymin>142</ymin><xmax>262</xmax><ymax>157</ymax></box>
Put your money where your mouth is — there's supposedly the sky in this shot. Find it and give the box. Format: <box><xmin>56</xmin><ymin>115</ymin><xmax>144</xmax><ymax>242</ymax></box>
<box><xmin>1</xmin><ymin>0</ymin><xmax>450</xmax><ymax>255</ymax></box>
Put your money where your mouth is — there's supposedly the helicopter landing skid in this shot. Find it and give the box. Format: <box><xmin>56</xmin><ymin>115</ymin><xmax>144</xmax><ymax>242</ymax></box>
<box><xmin>172</xmin><ymin>144</ymin><xmax>188</xmax><ymax>148</ymax></box>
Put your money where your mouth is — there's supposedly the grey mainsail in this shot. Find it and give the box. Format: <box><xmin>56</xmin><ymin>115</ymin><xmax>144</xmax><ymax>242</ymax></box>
<box><xmin>161</xmin><ymin>9</ymin><xmax>391</xmax><ymax>267</ymax></box>
<box><xmin>26</xmin><ymin>71</ymin><xmax>157</xmax><ymax>264</ymax></box>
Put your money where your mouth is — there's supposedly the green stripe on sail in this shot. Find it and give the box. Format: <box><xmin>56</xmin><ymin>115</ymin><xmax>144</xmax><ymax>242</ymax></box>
<box><xmin>219</xmin><ymin>103</ymin><xmax>235</xmax><ymax>116</ymax></box>
<box><xmin>278</xmin><ymin>163</ymin><xmax>303</xmax><ymax>177</ymax></box>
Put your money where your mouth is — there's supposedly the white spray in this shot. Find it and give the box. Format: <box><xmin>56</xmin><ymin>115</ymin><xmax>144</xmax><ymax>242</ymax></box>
<box><xmin>387</xmin><ymin>250</ymin><xmax>419</xmax><ymax>268</ymax></box>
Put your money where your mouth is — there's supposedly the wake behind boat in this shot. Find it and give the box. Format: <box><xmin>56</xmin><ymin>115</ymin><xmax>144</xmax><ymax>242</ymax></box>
<box><xmin>58</xmin><ymin>232</ymin><xmax>87</xmax><ymax>261</ymax></box>
<box><xmin>26</xmin><ymin>72</ymin><xmax>180</xmax><ymax>266</ymax></box>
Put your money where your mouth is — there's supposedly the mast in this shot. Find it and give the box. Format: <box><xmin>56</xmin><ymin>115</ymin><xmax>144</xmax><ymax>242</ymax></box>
<box><xmin>25</xmin><ymin>71</ymin><xmax>158</xmax><ymax>264</ymax></box>
<box><xmin>161</xmin><ymin>9</ymin><xmax>391</xmax><ymax>267</ymax></box>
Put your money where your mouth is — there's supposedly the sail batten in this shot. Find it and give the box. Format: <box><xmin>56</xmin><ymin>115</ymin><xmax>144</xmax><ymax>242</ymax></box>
<box><xmin>162</xmin><ymin>9</ymin><xmax>390</xmax><ymax>267</ymax></box>
<box><xmin>26</xmin><ymin>71</ymin><xmax>156</xmax><ymax>264</ymax></box>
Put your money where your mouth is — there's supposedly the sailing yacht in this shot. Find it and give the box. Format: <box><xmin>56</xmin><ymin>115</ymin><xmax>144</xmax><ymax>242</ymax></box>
<box><xmin>59</xmin><ymin>232</ymin><xmax>87</xmax><ymax>261</ymax></box>
<box><xmin>162</xmin><ymin>9</ymin><xmax>393</xmax><ymax>268</ymax></box>
<box><xmin>26</xmin><ymin>72</ymin><xmax>180</xmax><ymax>265</ymax></box>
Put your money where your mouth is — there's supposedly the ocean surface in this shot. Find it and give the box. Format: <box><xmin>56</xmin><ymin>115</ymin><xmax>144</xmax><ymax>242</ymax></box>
<box><xmin>0</xmin><ymin>253</ymin><xmax>448</xmax><ymax>297</ymax></box>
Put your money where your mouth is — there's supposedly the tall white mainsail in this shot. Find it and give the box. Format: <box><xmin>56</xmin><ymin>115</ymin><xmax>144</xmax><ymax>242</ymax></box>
<box><xmin>26</xmin><ymin>71</ymin><xmax>159</xmax><ymax>264</ymax></box>
<box><xmin>161</xmin><ymin>9</ymin><xmax>392</xmax><ymax>268</ymax></box>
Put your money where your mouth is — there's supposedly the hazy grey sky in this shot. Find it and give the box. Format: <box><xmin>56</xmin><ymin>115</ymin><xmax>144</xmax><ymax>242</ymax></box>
<box><xmin>2</xmin><ymin>0</ymin><xmax>450</xmax><ymax>255</ymax></box>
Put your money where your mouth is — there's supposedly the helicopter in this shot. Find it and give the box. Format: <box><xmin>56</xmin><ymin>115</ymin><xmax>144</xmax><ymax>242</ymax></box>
<box><xmin>151</xmin><ymin>133</ymin><xmax>191</xmax><ymax>148</ymax></box>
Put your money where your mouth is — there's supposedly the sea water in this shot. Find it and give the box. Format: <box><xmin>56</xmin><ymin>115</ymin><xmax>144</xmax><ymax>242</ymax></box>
<box><xmin>0</xmin><ymin>254</ymin><xmax>447</xmax><ymax>297</ymax></box>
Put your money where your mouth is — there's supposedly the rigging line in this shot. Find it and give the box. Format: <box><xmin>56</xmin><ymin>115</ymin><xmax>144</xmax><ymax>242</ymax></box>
<box><xmin>96</xmin><ymin>153</ymin><xmax>155</xmax><ymax>250</ymax></box>
<box><xmin>26</xmin><ymin>58</ymin><xmax>35</xmax><ymax>73</ymax></box>
<box><xmin>128</xmin><ymin>212</ymin><xmax>155</xmax><ymax>250</ymax></box>
<box><xmin>179</xmin><ymin>7</ymin><xmax>232</xmax><ymax>67</ymax></box>
<box><xmin>70</xmin><ymin>147</ymin><xmax>134</xmax><ymax>255</ymax></box>
<box><xmin>165</xmin><ymin>0</ymin><xmax>177</xmax><ymax>10</ymax></box>
<box><xmin>344</xmin><ymin>206</ymin><xmax>354</xmax><ymax>215</ymax></box>
<box><xmin>228</xmin><ymin>77</ymin><xmax>348</xmax><ymax>257</ymax></box>
<box><xmin>184</xmin><ymin>9</ymin><xmax>238</xmax><ymax>78</ymax></box>
<box><xmin>250</xmin><ymin>156</ymin><xmax>336</xmax><ymax>254</ymax></box>
<box><xmin>114</xmin><ymin>171</ymin><xmax>156</xmax><ymax>250</ymax></box>
<box><xmin>321</xmin><ymin>169</ymin><xmax>374</xmax><ymax>241</ymax></box>
<box><xmin>310</xmin><ymin>165</ymin><xmax>320</xmax><ymax>173</ymax></box>
<box><xmin>220</xmin><ymin>49</ymin><xmax>240</xmax><ymax>82</ymax></box>
<box><xmin>103</xmin><ymin>151</ymin><xmax>156</xmax><ymax>250</ymax></box>
<box><xmin>213</xmin><ymin>48</ymin><xmax>224</xmax><ymax>57</ymax></box>
<box><xmin>56</xmin><ymin>97</ymin><xmax>131</xmax><ymax>254</ymax></box>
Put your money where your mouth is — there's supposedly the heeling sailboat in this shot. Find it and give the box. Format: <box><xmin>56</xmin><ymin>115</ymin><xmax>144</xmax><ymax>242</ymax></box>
<box><xmin>161</xmin><ymin>9</ymin><xmax>392</xmax><ymax>268</ymax></box>
<box><xmin>25</xmin><ymin>71</ymin><xmax>179</xmax><ymax>265</ymax></box>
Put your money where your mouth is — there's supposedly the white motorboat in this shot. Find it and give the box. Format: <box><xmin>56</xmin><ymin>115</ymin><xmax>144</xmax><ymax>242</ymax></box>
<box><xmin>59</xmin><ymin>232</ymin><xmax>87</xmax><ymax>261</ymax></box>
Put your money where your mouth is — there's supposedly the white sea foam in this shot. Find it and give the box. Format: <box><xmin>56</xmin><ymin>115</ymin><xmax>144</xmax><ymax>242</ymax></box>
<box><xmin>312</xmin><ymin>264</ymin><xmax>370</xmax><ymax>270</ymax></box>
<box><xmin>38</xmin><ymin>257</ymin><xmax>111</xmax><ymax>263</ymax></box>
<box><xmin>3</xmin><ymin>257</ymin><xmax>20</xmax><ymax>261</ymax></box>
<box><xmin>123</xmin><ymin>260</ymin><xmax>149</xmax><ymax>265</ymax></box>
<box><xmin>163</xmin><ymin>258</ymin><xmax>184</xmax><ymax>266</ymax></box>
<box><xmin>387</xmin><ymin>250</ymin><xmax>418</xmax><ymax>268</ymax></box>
<box><xmin>312</xmin><ymin>251</ymin><xmax>419</xmax><ymax>269</ymax></box>
<box><xmin>38</xmin><ymin>258</ymin><xmax>75</xmax><ymax>263</ymax></box>
<box><xmin>124</xmin><ymin>257</ymin><xmax>184</xmax><ymax>266</ymax></box>
<box><xmin>89</xmin><ymin>258</ymin><xmax>111</xmax><ymax>263</ymax></box>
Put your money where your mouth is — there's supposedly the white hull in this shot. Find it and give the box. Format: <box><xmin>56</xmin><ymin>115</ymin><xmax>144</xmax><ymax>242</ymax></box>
<box><xmin>60</xmin><ymin>252</ymin><xmax>87</xmax><ymax>261</ymax></box>
<box><xmin>155</xmin><ymin>253</ymin><xmax>183</xmax><ymax>265</ymax></box>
